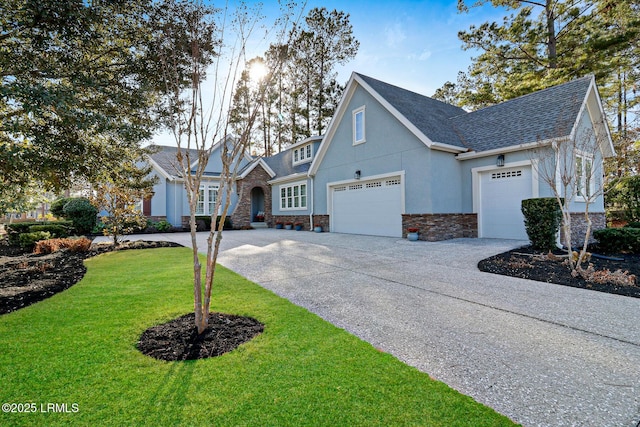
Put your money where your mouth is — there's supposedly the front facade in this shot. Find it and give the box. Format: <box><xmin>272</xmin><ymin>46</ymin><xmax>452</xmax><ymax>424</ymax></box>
<box><xmin>144</xmin><ymin>72</ymin><xmax>614</xmax><ymax>243</ymax></box>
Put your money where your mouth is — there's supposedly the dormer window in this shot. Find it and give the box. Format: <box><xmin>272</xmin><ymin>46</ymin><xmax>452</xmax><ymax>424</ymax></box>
<box><xmin>293</xmin><ymin>143</ymin><xmax>314</xmax><ymax>165</ymax></box>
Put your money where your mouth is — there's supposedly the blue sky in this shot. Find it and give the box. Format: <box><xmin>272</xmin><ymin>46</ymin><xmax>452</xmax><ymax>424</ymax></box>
<box><xmin>260</xmin><ymin>0</ymin><xmax>504</xmax><ymax>95</ymax></box>
<box><xmin>154</xmin><ymin>1</ymin><xmax>505</xmax><ymax>146</ymax></box>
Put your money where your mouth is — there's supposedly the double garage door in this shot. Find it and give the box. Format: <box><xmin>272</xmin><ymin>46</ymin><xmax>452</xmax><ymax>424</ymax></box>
<box><xmin>330</xmin><ymin>176</ymin><xmax>403</xmax><ymax>237</ymax></box>
<box><xmin>479</xmin><ymin>166</ymin><xmax>533</xmax><ymax>240</ymax></box>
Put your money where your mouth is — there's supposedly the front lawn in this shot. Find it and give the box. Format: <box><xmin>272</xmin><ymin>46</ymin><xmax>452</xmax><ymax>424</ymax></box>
<box><xmin>0</xmin><ymin>247</ymin><xmax>515</xmax><ymax>426</ymax></box>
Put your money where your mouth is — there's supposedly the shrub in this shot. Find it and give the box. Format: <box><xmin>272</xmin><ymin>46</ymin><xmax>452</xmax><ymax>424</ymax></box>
<box><xmin>6</xmin><ymin>222</ymin><xmax>39</xmax><ymax>245</ymax></box>
<box><xmin>624</xmin><ymin>222</ymin><xmax>640</xmax><ymax>229</ymax></box>
<box><xmin>62</xmin><ymin>198</ymin><xmax>98</xmax><ymax>234</ymax></box>
<box><xmin>29</xmin><ymin>224</ymin><xmax>70</xmax><ymax>238</ymax></box>
<box><xmin>34</xmin><ymin>237</ymin><xmax>92</xmax><ymax>254</ymax></box>
<box><xmin>193</xmin><ymin>216</ymin><xmax>232</xmax><ymax>231</ymax></box>
<box><xmin>19</xmin><ymin>231</ymin><xmax>51</xmax><ymax>250</ymax></box>
<box><xmin>521</xmin><ymin>198</ymin><xmax>563</xmax><ymax>251</ymax></box>
<box><xmin>156</xmin><ymin>220</ymin><xmax>173</xmax><ymax>232</ymax></box>
<box><xmin>50</xmin><ymin>197</ymin><xmax>74</xmax><ymax>219</ymax></box>
<box><xmin>593</xmin><ymin>228</ymin><xmax>640</xmax><ymax>254</ymax></box>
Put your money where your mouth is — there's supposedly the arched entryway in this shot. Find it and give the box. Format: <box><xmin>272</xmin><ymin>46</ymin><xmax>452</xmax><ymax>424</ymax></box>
<box><xmin>251</xmin><ymin>187</ymin><xmax>265</xmax><ymax>222</ymax></box>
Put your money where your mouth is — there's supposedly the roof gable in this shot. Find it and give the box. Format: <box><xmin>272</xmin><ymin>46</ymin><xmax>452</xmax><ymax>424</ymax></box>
<box><xmin>356</xmin><ymin>74</ymin><xmax>467</xmax><ymax>147</ymax></box>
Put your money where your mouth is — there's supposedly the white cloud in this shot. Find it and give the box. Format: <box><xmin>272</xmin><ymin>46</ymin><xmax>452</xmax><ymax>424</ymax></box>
<box><xmin>408</xmin><ymin>50</ymin><xmax>432</xmax><ymax>61</ymax></box>
<box><xmin>384</xmin><ymin>22</ymin><xmax>406</xmax><ymax>48</ymax></box>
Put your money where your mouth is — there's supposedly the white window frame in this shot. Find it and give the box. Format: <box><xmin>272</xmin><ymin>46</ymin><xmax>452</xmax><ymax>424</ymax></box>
<box><xmin>575</xmin><ymin>152</ymin><xmax>594</xmax><ymax>201</ymax></box>
<box><xmin>195</xmin><ymin>184</ymin><xmax>219</xmax><ymax>215</ymax></box>
<box><xmin>353</xmin><ymin>106</ymin><xmax>366</xmax><ymax>145</ymax></box>
<box><xmin>279</xmin><ymin>181</ymin><xmax>307</xmax><ymax>211</ymax></box>
<box><xmin>292</xmin><ymin>144</ymin><xmax>314</xmax><ymax>166</ymax></box>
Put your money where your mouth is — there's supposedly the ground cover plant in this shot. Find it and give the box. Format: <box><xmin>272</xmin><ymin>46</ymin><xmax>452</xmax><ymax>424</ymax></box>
<box><xmin>0</xmin><ymin>247</ymin><xmax>516</xmax><ymax>426</ymax></box>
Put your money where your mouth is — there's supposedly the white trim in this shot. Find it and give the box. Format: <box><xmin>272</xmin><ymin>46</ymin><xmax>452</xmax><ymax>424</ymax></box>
<box><xmin>146</xmin><ymin>155</ymin><xmax>173</xmax><ymax>181</ymax></box>
<box><xmin>472</xmin><ymin>160</ymin><xmax>537</xmax><ymax>238</ymax></box>
<box><xmin>292</xmin><ymin>143</ymin><xmax>314</xmax><ymax>165</ymax></box>
<box><xmin>457</xmin><ymin>140</ymin><xmax>552</xmax><ymax>161</ymax></box>
<box><xmin>238</xmin><ymin>158</ymin><xmax>276</xmax><ymax>179</ymax></box>
<box><xmin>279</xmin><ymin>180</ymin><xmax>308</xmax><ymax>211</ymax></box>
<box><xmin>326</xmin><ymin>170</ymin><xmax>406</xmax><ymax>233</ymax></box>
<box><xmin>289</xmin><ymin>135</ymin><xmax>323</xmax><ymax>150</ymax></box>
<box><xmin>352</xmin><ymin>105</ymin><xmax>366</xmax><ymax>145</ymax></box>
<box><xmin>268</xmin><ymin>172</ymin><xmax>308</xmax><ymax>185</ymax></box>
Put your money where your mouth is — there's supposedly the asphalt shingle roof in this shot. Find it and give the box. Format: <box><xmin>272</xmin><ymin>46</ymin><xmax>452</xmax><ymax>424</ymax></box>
<box><xmin>148</xmin><ymin>145</ymin><xmax>203</xmax><ymax>178</ymax></box>
<box><xmin>450</xmin><ymin>76</ymin><xmax>593</xmax><ymax>151</ymax></box>
<box><xmin>262</xmin><ymin>149</ymin><xmax>311</xmax><ymax>177</ymax></box>
<box><xmin>356</xmin><ymin>73</ymin><xmax>593</xmax><ymax>153</ymax></box>
<box><xmin>357</xmin><ymin>73</ymin><xmax>468</xmax><ymax>147</ymax></box>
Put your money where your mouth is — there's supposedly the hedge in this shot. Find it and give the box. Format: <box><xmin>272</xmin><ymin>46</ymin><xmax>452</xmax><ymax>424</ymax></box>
<box><xmin>593</xmin><ymin>228</ymin><xmax>640</xmax><ymax>254</ymax></box>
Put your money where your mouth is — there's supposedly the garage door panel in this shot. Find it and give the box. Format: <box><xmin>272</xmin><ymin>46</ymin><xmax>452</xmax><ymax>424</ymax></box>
<box><xmin>331</xmin><ymin>178</ymin><xmax>402</xmax><ymax>237</ymax></box>
<box><xmin>480</xmin><ymin>167</ymin><xmax>532</xmax><ymax>240</ymax></box>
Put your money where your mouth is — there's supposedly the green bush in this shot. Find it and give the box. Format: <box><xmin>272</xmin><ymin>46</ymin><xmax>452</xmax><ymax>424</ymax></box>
<box><xmin>156</xmin><ymin>220</ymin><xmax>173</xmax><ymax>232</ymax></box>
<box><xmin>606</xmin><ymin>176</ymin><xmax>640</xmax><ymax>223</ymax></box>
<box><xmin>593</xmin><ymin>228</ymin><xmax>640</xmax><ymax>254</ymax></box>
<box><xmin>625</xmin><ymin>222</ymin><xmax>640</xmax><ymax>229</ymax></box>
<box><xmin>19</xmin><ymin>231</ymin><xmax>51</xmax><ymax>250</ymax></box>
<box><xmin>521</xmin><ymin>198</ymin><xmax>563</xmax><ymax>251</ymax></box>
<box><xmin>6</xmin><ymin>222</ymin><xmax>40</xmax><ymax>245</ymax></box>
<box><xmin>62</xmin><ymin>198</ymin><xmax>98</xmax><ymax>234</ymax></box>
<box><xmin>50</xmin><ymin>197</ymin><xmax>74</xmax><ymax>219</ymax></box>
<box><xmin>29</xmin><ymin>224</ymin><xmax>70</xmax><ymax>238</ymax></box>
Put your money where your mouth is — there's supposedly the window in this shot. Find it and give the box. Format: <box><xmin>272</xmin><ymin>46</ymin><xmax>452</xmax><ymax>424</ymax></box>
<box><xmin>196</xmin><ymin>184</ymin><xmax>219</xmax><ymax>215</ymax></box>
<box><xmin>292</xmin><ymin>144</ymin><xmax>313</xmax><ymax>165</ymax></box>
<box><xmin>353</xmin><ymin>106</ymin><xmax>365</xmax><ymax>145</ymax></box>
<box><xmin>576</xmin><ymin>154</ymin><xmax>594</xmax><ymax>200</ymax></box>
<box><xmin>279</xmin><ymin>182</ymin><xmax>307</xmax><ymax>210</ymax></box>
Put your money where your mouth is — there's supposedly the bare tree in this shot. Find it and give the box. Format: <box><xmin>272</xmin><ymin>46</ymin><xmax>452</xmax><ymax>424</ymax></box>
<box><xmin>153</xmin><ymin>0</ymin><xmax>299</xmax><ymax>334</ymax></box>
<box><xmin>532</xmin><ymin>115</ymin><xmax>610</xmax><ymax>271</ymax></box>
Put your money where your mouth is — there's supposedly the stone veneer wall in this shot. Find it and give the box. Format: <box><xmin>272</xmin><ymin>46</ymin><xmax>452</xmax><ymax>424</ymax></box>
<box><xmin>272</xmin><ymin>215</ymin><xmax>311</xmax><ymax>230</ymax></box>
<box><xmin>402</xmin><ymin>213</ymin><xmax>478</xmax><ymax>241</ymax></box>
<box><xmin>230</xmin><ymin>165</ymin><xmax>273</xmax><ymax>229</ymax></box>
<box><xmin>312</xmin><ymin>215</ymin><xmax>330</xmax><ymax>232</ymax></box>
<box><xmin>561</xmin><ymin>212</ymin><xmax>606</xmax><ymax>247</ymax></box>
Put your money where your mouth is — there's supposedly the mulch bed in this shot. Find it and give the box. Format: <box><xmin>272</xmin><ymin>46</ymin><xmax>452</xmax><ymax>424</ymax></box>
<box><xmin>478</xmin><ymin>245</ymin><xmax>640</xmax><ymax>298</ymax></box>
<box><xmin>0</xmin><ymin>238</ymin><xmax>263</xmax><ymax>361</ymax></box>
<box><xmin>137</xmin><ymin>312</ymin><xmax>264</xmax><ymax>361</ymax></box>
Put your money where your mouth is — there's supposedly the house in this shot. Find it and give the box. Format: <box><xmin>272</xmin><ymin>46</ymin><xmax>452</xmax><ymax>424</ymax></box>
<box><xmin>307</xmin><ymin>72</ymin><xmax>613</xmax><ymax>242</ymax></box>
<box><xmin>144</xmin><ymin>72</ymin><xmax>614</xmax><ymax>243</ymax></box>
<box><xmin>144</xmin><ymin>138</ymin><xmax>251</xmax><ymax>229</ymax></box>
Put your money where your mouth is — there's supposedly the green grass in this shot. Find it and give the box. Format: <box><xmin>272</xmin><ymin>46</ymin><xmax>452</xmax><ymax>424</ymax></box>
<box><xmin>0</xmin><ymin>248</ymin><xmax>516</xmax><ymax>426</ymax></box>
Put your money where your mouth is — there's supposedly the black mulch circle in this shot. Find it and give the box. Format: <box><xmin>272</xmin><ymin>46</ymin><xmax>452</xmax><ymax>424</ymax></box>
<box><xmin>478</xmin><ymin>245</ymin><xmax>640</xmax><ymax>299</ymax></box>
<box><xmin>137</xmin><ymin>312</ymin><xmax>264</xmax><ymax>361</ymax></box>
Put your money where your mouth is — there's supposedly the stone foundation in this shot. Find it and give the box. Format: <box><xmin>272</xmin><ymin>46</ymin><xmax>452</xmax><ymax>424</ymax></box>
<box><xmin>402</xmin><ymin>213</ymin><xmax>478</xmax><ymax>241</ymax></box>
<box><xmin>312</xmin><ymin>215</ymin><xmax>330</xmax><ymax>232</ymax></box>
<box><xmin>561</xmin><ymin>212</ymin><xmax>606</xmax><ymax>247</ymax></box>
<box><xmin>272</xmin><ymin>215</ymin><xmax>310</xmax><ymax>231</ymax></box>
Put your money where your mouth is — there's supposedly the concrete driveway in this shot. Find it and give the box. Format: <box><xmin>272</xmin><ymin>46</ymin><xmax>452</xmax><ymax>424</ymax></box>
<box><xmin>102</xmin><ymin>230</ymin><xmax>640</xmax><ymax>427</ymax></box>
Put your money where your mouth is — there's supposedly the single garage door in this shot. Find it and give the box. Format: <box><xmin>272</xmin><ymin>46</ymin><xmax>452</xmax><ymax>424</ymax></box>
<box><xmin>331</xmin><ymin>176</ymin><xmax>403</xmax><ymax>237</ymax></box>
<box><xmin>480</xmin><ymin>167</ymin><xmax>532</xmax><ymax>239</ymax></box>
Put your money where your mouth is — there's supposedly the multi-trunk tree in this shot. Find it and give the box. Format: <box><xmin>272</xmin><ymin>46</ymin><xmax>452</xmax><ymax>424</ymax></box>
<box><xmin>155</xmin><ymin>0</ymin><xmax>297</xmax><ymax>335</ymax></box>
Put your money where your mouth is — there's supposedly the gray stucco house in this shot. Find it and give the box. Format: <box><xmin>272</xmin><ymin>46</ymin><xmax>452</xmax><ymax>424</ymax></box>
<box><xmin>144</xmin><ymin>72</ymin><xmax>614</xmax><ymax>242</ymax></box>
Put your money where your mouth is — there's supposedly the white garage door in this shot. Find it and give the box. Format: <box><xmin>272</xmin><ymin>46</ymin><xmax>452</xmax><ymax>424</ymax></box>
<box><xmin>480</xmin><ymin>167</ymin><xmax>532</xmax><ymax>239</ymax></box>
<box><xmin>331</xmin><ymin>176</ymin><xmax>403</xmax><ymax>237</ymax></box>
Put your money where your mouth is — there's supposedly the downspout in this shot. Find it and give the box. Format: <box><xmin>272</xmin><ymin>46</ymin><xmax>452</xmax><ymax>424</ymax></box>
<box><xmin>309</xmin><ymin>175</ymin><xmax>314</xmax><ymax>230</ymax></box>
